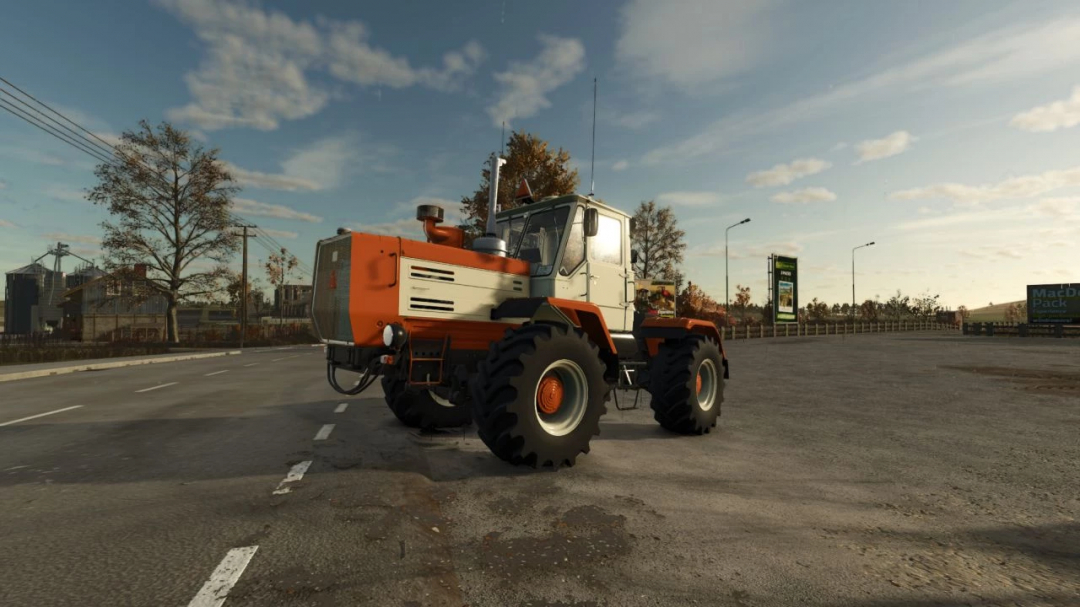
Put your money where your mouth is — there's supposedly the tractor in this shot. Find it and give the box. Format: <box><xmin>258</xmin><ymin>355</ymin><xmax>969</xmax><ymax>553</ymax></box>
<box><xmin>311</xmin><ymin>155</ymin><xmax>728</xmax><ymax>468</ymax></box>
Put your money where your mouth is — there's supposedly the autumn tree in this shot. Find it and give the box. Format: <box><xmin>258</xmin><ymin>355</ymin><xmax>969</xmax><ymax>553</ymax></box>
<box><xmin>89</xmin><ymin>120</ymin><xmax>239</xmax><ymax>343</ymax></box>
<box><xmin>225</xmin><ymin>272</ymin><xmax>268</xmax><ymax>317</ymax></box>
<box><xmin>957</xmin><ymin>305</ymin><xmax>970</xmax><ymax>320</ymax></box>
<box><xmin>859</xmin><ymin>299</ymin><xmax>880</xmax><ymax>321</ymax></box>
<box><xmin>460</xmin><ymin>131</ymin><xmax>579</xmax><ymax>235</ymax></box>
<box><xmin>1004</xmin><ymin>301</ymin><xmax>1028</xmax><ymax>323</ymax></box>
<box><xmin>630</xmin><ymin>200</ymin><xmax>686</xmax><ymax>280</ymax></box>
<box><xmin>265</xmin><ymin>249</ymin><xmax>299</xmax><ymax>322</ymax></box>
<box><xmin>678</xmin><ymin>281</ymin><xmax>726</xmax><ymax>326</ymax></box>
<box><xmin>911</xmin><ymin>291</ymin><xmax>942</xmax><ymax>320</ymax></box>
<box><xmin>732</xmin><ymin>284</ymin><xmax>752</xmax><ymax>322</ymax></box>
<box><xmin>884</xmin><ymin>290</ymin><xmax>912</xmax><ymax>321</ymax></box>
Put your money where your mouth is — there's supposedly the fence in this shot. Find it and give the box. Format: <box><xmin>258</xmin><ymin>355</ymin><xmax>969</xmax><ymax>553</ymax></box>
<box><xmin>719</xmin><ymin>320</ymin><xmax>956</xmax><ymax>341</ymax></box>
<box><xmin>962</xmin><ymin>322</ymin><xmax>1080</xmax><ymax>338</ymax></box>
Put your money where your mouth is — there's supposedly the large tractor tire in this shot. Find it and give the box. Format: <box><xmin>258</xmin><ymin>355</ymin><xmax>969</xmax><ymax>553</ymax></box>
<box><xmin>470</xmin><ymin>322</ymin><xmax>610</xmax><ymax>468</ymax></box>
<box><xmin>381</xmin><ymin>375</ymin><xmax>472</xmax><ymax>430</ymax></box>
<box><xmin>647</xmin><ymin>334</ymin><xmax>724</xmax><ymax>434</ymax></box>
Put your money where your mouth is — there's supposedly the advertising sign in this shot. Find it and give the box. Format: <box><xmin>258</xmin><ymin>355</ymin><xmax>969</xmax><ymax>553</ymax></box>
<box><xmin>773</xmin><ymin>256</ymin><xmax>798</xmax><ymax>323</ymax></box>
<box><xmin>1027</xmin><ymin>283</ymin><xmax>1080</xmax><ymax>324</ymax></box>
<box><xmin>634</xmin><ymin>279</ymin><xmax>677</xmax><ymax>318</ymax></box>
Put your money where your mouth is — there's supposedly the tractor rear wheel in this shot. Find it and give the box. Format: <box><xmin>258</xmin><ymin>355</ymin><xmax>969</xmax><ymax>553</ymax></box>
<box><xmin>470</xmin><ymin>322</ymin><xmax>610</xmax><ymax>468</ymax></box>
<box><xmin>647</xmin><ymin>334</ymin><xmax>724</xmax><ymax>434</ymax></box>
<box><xmin>381</xmin><ymin>375</ymin><xmax>471</xmax><ymax>430</ymax></box>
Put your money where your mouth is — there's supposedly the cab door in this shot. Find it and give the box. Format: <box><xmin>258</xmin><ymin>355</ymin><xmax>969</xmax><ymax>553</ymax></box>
<box><xmin>585</xmin><ymin>211</ymin><xmax>630</xmax><ymax>331</ymax></box>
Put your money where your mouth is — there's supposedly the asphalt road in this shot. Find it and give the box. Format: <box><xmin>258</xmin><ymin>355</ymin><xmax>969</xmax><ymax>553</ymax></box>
<box><xmin>1</xmin><ymin>334</ymin><xmax>1078</xmax><ymax>607</ymax></box>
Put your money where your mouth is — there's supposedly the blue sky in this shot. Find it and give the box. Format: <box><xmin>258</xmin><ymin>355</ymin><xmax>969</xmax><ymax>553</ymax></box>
<box><xmin>2</xmin><ymin>0</ymin><xmax>1079</xmax><ymax>309</ymax></box>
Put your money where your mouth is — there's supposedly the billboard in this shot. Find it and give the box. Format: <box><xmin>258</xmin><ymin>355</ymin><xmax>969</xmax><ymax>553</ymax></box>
<box><xmin>1027</xmin><ymin>283</ymin><xmax>1080</xmax><ymax>324</ymax></box>
<box><xmin>634</xmin><ymin>279</ymin><xmax>676</xmax><ymax>318</ymax></box>
<box><xmin>772</xmin><ymin>255</ymin><xmax>798</xmax><ymax>323</ymax></box>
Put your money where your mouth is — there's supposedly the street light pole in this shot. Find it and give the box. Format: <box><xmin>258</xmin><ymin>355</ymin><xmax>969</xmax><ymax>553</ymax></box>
<box><xmin>725</xmin><ymin>218</ymin><xmax>752</xmax><ymax>312</ymax></box>
<box><xmin>852</xmin><ymin>241</ymin><xmax>875</xmax><ymax>321</ymax></box>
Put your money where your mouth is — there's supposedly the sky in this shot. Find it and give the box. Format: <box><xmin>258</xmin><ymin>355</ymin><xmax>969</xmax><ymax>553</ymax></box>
<box><xmin>1</xmin><ymin>0</ymin><xmax>1079</xmax><ymax>310</ymax></box>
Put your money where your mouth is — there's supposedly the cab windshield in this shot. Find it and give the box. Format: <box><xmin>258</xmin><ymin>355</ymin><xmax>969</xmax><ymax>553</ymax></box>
<box><xmin>496</xmin><ymin>206</ymin><xmax>571</xmax><ymax>276</ymax></box>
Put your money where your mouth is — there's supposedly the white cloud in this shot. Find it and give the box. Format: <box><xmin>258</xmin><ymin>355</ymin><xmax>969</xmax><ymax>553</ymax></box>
<box><xmin>357</xmin><ymin>196</ymin><xmax>464</xmax><ymax>237</ymax></box>
<box><xmin>696</xmin><ymin>240</ymin><xmax>803</xmax><ymax>260</ymax></box>
<box><xmin>0</xmin><ymin>219</ymin><xmax>16</xmax><ymax>228</ymax></box>
<box><xmin>0</xmin><ymin>146</ymin><xmax>69</xmax><ymax>166</ymax></box>
<box><xmin>1010</xmin><ymin>85</ymin><xmax>1080</xmax><ymax>132</ymax></box>
<box><xmin>0</xmin><ymin>180</ymin><xmax>6</xmax><ymax>189</ymax></box>
<box><xmin>42</xmin><ymin>232</ymin><xmax>102</xmax><ymax>246</ymax></box>
<box><xmin>890</xmin><ymin>165</ymin><xmax>1080</xmax><ymax>206</ymax></box>
<box><xmin>1030</xmin><ymin>196</ymin><xmax>1080</xmax><ymax>218</ymax></box>
<box><xmin>655</xmin><ymin>191</ymin><xmax>722</xmax><ymax>206</ymax></box>
<box><xmin>280</xmin><ymin>134</ymin><xmax>359</xmax><ymax>190</ymax></box>
<box><xmin>643</xmin><ymin>16</ymin><xmax>1080</xmax><ymax>163</ymax></box>
<box><xmin>231</xmin><ymin>197</ymin><xmax>322</xmax><ymax>223</ymax></box>
<box><xmin>612</xmin><ymin>160</ymin><xmax>629</xmax><ymax>172</ymax></box>
<box><xmin>350</xmin><ymin>217</ymin><xmax>424</xmax><ymax>238</ymax></box>
<box><xmin>222</xmin><ymin>162</ymin><xmax>320</xmax><ymax>192</ymax></box>
<box><xmin>44</xmin><ymin>185</ymin><xmax>89</xmax><ymax>202</ymax></box>
<box><xmin>854</xmin><ymin>131</ymin><xmax>913</xmax><ymax>163</ymax></box>
<box><xmin>895</xmin><ymin>207</ymin><xmax>1026</xmax><ymax>231</ymax></box>
<box><xmin>487</xmin><ymin>35</ymin><xmax>585</xmax><ymax>127</ymax></box>
<box><xmin>258</xmin><ymin>228</ymin><xmax>299</xmax><ymax>239</ymax></box>
<box><xmin>746</xmin><ymin>158</ymin><xmax>831</xmax><ymax>187</ymax></box>
<box><xmin>616</xmin><ymin>0</ymin><xmax>777</xmax><ymax>89</ymax></box>
<box><xmin>831</xmin><ymin>142</ymin><xmax>849</xmax><ymax>152</ymax></box>
<box><xmin>771</xmin><ymin>187</ymin><xmax>837</xmax><ymax>204</ymax></box>
<box><xmin>156</xmin><ymin>0</ymin><xmax>484</xmax><ymax>131</ymax></box>
<box><xmin>603</xmin><ymin>108</ymin><xmax>660</xmax><ymax>129</ymax></box>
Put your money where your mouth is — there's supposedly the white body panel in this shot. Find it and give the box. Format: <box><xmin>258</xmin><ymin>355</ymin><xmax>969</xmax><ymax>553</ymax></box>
<box><xmin>398</xmin><ymin>257</ymin><xmax>529</xmax><ymax>322</ymax></box>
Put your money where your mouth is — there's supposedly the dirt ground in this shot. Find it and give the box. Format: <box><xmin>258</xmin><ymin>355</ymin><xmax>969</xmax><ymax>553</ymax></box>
<box><xmin>418</xmin><ymin>332</ymin><xmax>1080</xmax><ymax>606</ymax></box>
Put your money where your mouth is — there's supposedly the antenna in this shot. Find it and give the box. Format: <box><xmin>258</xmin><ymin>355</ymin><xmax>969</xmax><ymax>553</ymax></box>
<box><xmin>589</xmin><ymin>77</ymin><xmax>597</xmax><ymax>197</ymax></box>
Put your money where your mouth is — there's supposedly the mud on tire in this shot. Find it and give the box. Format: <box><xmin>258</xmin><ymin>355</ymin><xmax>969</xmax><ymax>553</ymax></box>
<box><xmin>647</xmin><ymin>334</ymin><xmax>724</xmax><ymax>434</ymax></box>
<box><xmin>469</xmin><ymin>322</ymin><xmax>610</xmax><ymax>468</ymax></box>
<box><xmin>381</xmin><ymin>375</ymin><xmax>471</xmax><ymax>430</ymax></box>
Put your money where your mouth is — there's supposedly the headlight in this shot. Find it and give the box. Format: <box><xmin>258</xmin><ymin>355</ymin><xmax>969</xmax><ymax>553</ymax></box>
<box><xmin>382</xmin><ymin>323</ymin><xmax>407</xmax><ymax>348</ymax></box>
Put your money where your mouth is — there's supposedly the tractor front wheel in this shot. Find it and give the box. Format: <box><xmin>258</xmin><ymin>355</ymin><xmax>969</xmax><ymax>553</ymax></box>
<box><xmin>647</xmin><ymin>334</ymin><xmax>724</xmax><ymax>434</ymax></box>
<box><xmin>381</xmin><ymin>375</ymin><xmax>472</xmax><ymax>430</ymax></box>
<box><xmin>470</xmin><ymin>323</ymin><xmax>610</xmax><ymax>468</ymax></box>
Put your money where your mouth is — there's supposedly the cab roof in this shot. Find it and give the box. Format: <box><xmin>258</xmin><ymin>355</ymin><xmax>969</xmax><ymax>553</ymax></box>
<box><xmin>494</xmin><ymin>194</ymin><xmax>629</xmax><ymax>220</ymax></box>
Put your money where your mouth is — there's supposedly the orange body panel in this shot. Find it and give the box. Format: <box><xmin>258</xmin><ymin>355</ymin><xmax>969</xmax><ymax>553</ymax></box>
<box><xmin>401</xmin><ymin>239</ymin><xmax>530</xmax><ymax>275</ymax></box>
<box><xmin>541</xmin><ymin>297</ymin><xmax>617</xmax><ymax>354</ymax></box>
<box><xmin>639</xmin><ymin>317</ymin><xmax>724</xmax><ymax>358</ymax></box>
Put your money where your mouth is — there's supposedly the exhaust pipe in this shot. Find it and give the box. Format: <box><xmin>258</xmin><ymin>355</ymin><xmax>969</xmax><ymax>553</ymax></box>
<box><xmin>473</xmin><ymin>153</ymin><xmax>508</xmax><ymax>256</ymax></box>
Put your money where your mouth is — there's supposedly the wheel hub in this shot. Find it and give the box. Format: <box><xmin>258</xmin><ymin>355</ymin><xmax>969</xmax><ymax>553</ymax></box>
<box><xmin>537</xmin><ymin>375</ymin><xmax>564</xmax><ymax>414</ymax></box>
<box><xmin>696</xmin><ymin>372</ymin><xmax>703</xmax><ymax>395</ymax></box>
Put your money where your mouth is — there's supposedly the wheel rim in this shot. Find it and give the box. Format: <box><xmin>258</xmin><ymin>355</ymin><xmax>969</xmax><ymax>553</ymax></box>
<box><xmin>534</xmin><ymin>359</ymin><xmax>588</xmax><ymax>436</ymax></box>
<box><xmin>428</xmin><ymin>390</ymin><xmax>454</xmax><ymax>408</ymax></box>
<box><xmin>696</xmin><ymin>359</ymin><xmax>718</xmax><ymax>411</ymax></box>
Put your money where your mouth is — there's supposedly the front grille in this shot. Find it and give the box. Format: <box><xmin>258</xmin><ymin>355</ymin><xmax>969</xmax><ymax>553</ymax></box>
<box><xmin>408</xmin><ymin>296</ymin><xmax>454</xmax><ymax>312</ymax></box>
<box><xmin>311</xmin><ymin>235</ymin><xmax>353</xmax><ymax>342</ymax></box>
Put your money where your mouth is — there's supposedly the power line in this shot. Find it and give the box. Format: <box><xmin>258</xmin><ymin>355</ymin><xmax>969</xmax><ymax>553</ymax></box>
<box><xmin>0</xmin><ymin>97</ymin><xmax>114</xmax><ymax>165</ymax></box>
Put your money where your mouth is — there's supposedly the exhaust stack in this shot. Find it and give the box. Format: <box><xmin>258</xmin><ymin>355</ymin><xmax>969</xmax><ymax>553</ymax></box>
<box><xmin>472</xmin><ymin>153</ymin><xmax>508</xmax><ymax>257</ymax></box>
<box><xmin>417</xmin><ymin>205</ymin><xmax>464</xmax><ymax>248</ymax></box>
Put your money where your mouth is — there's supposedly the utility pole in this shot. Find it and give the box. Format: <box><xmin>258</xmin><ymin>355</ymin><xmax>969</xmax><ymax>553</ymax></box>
<box><xmin>279</xmin><ymin>248</ymin><xmax>286</xmax><ymax>327</ymax></box>
<box><xmin>235</xmin><ymin>224</ymin><xmax>257</xmax><ymax>348</ymax></box>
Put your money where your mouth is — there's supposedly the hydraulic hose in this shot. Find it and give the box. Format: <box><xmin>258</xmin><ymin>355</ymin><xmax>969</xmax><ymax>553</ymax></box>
<box><xmin>327</xmin><ymin>360</ymin><xmax>379</xmax><ymax>396</ymax></box>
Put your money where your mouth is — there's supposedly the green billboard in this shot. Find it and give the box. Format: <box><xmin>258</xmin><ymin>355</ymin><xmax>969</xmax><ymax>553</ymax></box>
<box><xmin>1027</xmin><ymin>283</ymin><xmax>1080</xmax><ymax>324</ymax></box>
<box><xmin>773</xmin><ymin>255</ymin><xmax>798</xmax><ymax>323</ymax></box>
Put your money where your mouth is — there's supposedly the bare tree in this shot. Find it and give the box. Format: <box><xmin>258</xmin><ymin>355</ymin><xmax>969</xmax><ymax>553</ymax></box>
<box><xmin>265</xmin><ymin>249</ymin><xmax>299</xmax><ymax>323</ymax></box>
<box><xmin>89</xmin><ymin>120</ymin><xmax>239</xmax><ymax>343</ymax></box>
<box><xmin>630</xmin><ymin>200</ymin><xmax>686</xmax><ymax>280</ymax></box>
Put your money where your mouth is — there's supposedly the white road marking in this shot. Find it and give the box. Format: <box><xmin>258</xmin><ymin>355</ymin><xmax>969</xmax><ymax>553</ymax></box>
<box><xmin>204</xmin><ymin>370</ymin><xmax>229</xmax><ymax>377</ymax></box>
<box><xmin>314</xmin><ymin>424</ymin><xmax>335</xmax><ymax>441</ymax></box>
<box><xmin>243</xmin><ymin>363</ymin><xmax>258</xmax><ymax>367</ymax></box>
<box><xmin>135</xmin><ymin>382</ymin><xmax>178</xmax><ymax>393</ymax></box>
<box><xmin>0</xmin><ymin>405</ymin><xmax>84</xmax><ymax>427</ymax></box>
<box><xmin>271</xmin><ymin>354</ymin><xmax>301</xmax><ymax>362</ymax></box>
<box><xmin>334</xmin><ymin>403</ymin><xmax>348</xmax><ymax>413</ymax></box>
<box><xmin>272</xmin><ymin>460</ymin><xmax>313</xmax><ymax>495</ymax></box>
<box><xmin>186</xmin><ymin>546</ymin><xmax>259</xmax><ymax>607</ymax></box>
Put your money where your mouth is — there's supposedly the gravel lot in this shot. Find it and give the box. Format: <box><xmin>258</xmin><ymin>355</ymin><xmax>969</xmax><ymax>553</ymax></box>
<box><xmin>422</xmin><ymin>332</ymin><xmax>1080</xmax><ymax>606</ymax></box>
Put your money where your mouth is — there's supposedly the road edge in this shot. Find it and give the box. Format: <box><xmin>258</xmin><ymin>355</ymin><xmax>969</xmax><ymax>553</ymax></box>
<box><xmin>0</xmin><ymin>350</ymin><xmax>242</xmax><ymax>383</ymax></box>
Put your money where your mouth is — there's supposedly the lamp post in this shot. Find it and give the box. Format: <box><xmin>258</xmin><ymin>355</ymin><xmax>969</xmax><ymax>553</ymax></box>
<box><xmin>852</xmin><ymin>241</ymin><xmax>875</xmax><ymax>320</ymax></box>
<box><xmin>725</xmin><ymin>218</ymin><xmax>751</xmax><ymax>312</ymax></box>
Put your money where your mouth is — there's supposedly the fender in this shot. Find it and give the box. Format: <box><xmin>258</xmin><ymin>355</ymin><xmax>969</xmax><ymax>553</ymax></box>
<box><xmin>491</xmin><ymin>297</ymin><xmax>617</xmax><ymax>355</ymax></box>
<box><xmin>635</xmin><ymin>317</ymin><xmax>728</xmax><ymax>377</ymax></box>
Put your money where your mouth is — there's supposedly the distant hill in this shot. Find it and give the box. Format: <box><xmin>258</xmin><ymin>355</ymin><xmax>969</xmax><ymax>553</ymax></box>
<box><xmin>966</xmin><ymin>300</ymin><xmax>1025</xmax><ymax>322</ymax></box>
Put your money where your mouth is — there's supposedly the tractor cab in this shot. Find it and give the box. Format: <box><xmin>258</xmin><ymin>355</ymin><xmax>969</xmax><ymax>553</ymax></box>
<box><xmin>494</xmin><ymin>191</ymin><xmax>634</xmax><ymax>332</ymax></box>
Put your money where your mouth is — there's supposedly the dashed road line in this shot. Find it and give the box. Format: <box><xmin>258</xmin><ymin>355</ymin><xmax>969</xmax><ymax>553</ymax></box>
<box><xmin>243</xmin><ymin>363</ymin><xmax>258</xmax><ymax>367</ymax></box>
<box><xmin>271</xmin><ymin>354</ymin><xmax>302</xmax><ymax>362</ymax></box>
<box><xmin>314</xmin><ymin>424</ymin><xmax>335</xmax><ymax>441</ymax></box>
<box><xmin>186</xmin><ymin>546</ymin><xmax>258</xmax><ymax>607</ymax></box>
<box><xmin>204</xmin><ymin>370</ymin><xmax>229</xmax><ymax>377</ymax></box>
<box><xmin>272</xmin><ymin>460</ymin><xmax>313</xmax><ymax>495</ymax></box>
<box><xmin>135</xmin><ymin>382</ymin><xmax>178</xmax><ymax>393</ymax></box>
<box><xmin>334</xmin><ymin>402</ymin><xmax>348</xmax><ymax>413</ymax></box>
<box><xmin>0</xmin><ymin>405</ymin><xmax>84</xmax><ymax>427</ymax></box>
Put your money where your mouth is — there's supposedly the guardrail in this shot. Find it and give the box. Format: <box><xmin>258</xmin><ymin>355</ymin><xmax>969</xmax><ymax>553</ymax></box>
<box><xmin>720</xmin><ymin>321</ymin><xmax>956</xmax><ymax>341</ymax></box>
<box><xmin>962</xmin><ymin>322</ymin><xmax>1079</xmax><ymax>338</ymax></box>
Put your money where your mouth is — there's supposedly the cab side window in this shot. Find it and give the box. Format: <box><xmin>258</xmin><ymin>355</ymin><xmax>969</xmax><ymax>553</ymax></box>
<box><xmin>560</xmin><ymin>207</ymin><xmax>585</xmax><ymax>275</ymax></box>
<box><xmin>589</xmin><ymin>215</ymin><xmax>622</xmax><ymax>265</ymax></box>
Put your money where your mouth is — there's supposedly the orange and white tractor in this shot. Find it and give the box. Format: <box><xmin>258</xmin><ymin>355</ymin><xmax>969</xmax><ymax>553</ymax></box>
<box><xmin>311</xmin><ymin>155</ymin><xmax>729</xmax><ymax>467</ymax></box>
